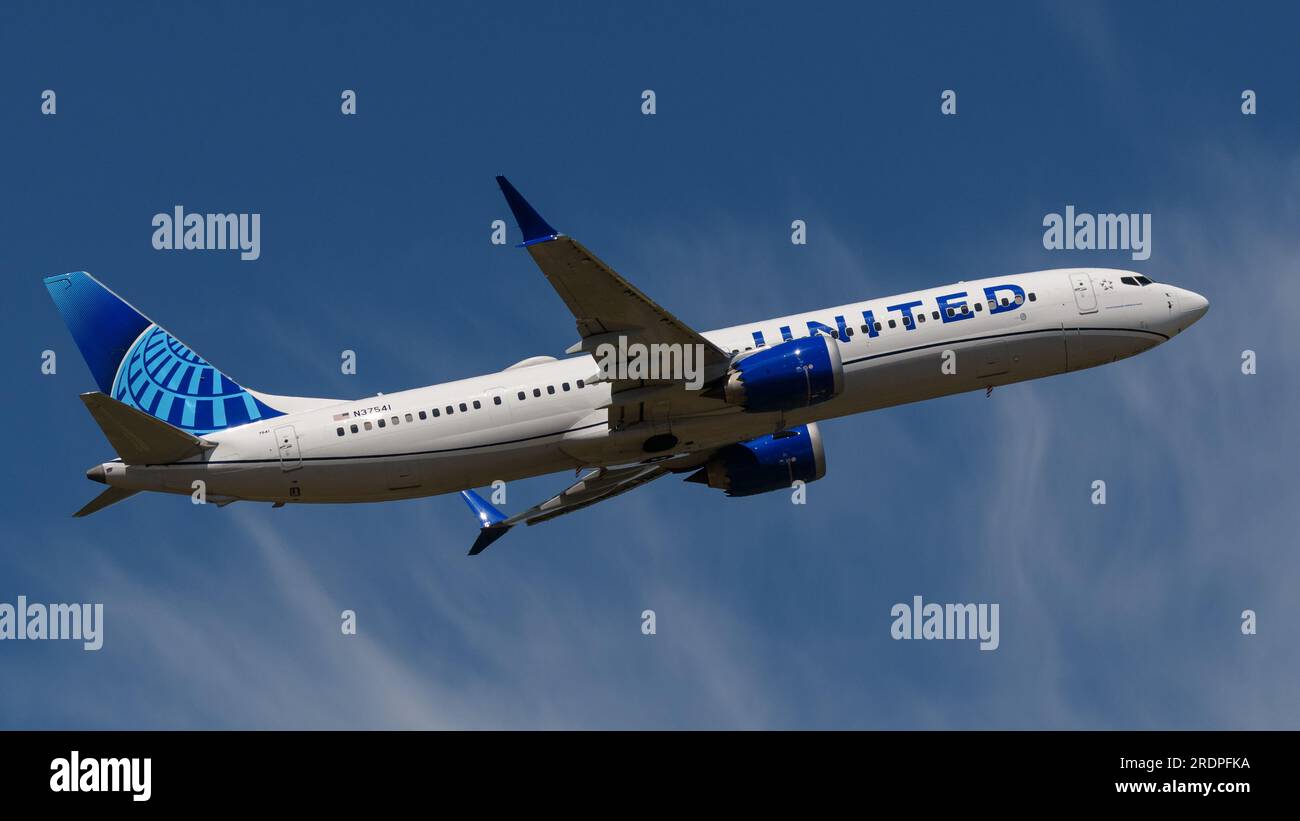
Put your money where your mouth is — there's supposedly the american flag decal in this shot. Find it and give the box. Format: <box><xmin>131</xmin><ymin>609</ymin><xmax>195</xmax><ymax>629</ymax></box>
<box><xmin>333</xmin><ymin>412</ymin><xmax>350</xmax><ymax>421</ymax></box>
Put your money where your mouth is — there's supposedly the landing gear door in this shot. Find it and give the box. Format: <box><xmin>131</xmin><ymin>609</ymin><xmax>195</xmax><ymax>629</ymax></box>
<box><xmin>1069</xmin><ymin>272</ymin><xmax>1098</xmax><ymax>314</ymax></box>
<box><xmin>275</xmin><ymin>425</ymin><xmax>302</xmax><ymax>472</ymax></box>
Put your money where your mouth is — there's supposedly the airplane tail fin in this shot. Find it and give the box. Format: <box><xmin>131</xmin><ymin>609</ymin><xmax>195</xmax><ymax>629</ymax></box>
<box><xmin>44</xmin><ymin>271</ymin><xmax>288</xmax><ymax>436</ymax></box>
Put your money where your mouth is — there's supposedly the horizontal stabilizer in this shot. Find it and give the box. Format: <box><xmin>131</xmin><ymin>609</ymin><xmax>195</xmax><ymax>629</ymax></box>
<box><xmin>80</xmin><ymin>391</ymin><xmax>213</xmax><ymax>465</ymax></box>
<box><xmin>74</xmin><ymin>486</ymin><xmax>139</xmax><ymax>517</ymax></box>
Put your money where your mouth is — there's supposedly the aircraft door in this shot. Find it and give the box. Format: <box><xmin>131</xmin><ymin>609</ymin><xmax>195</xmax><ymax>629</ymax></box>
<box><xmin>1069</xmin><ymin>272</ymin><xmax>1098</xmax><ymax>314</ymax></box>
<box><xmin>275</xmin><ymin>425</ymin><xmax>302</xmax><ymax>472</ymax></box>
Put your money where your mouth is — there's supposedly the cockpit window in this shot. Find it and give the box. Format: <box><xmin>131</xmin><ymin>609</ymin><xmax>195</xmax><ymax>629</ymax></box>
<box><xmin>1121</xmin><ymin>276</ymin><xmax>1139</xmax><ymax>286</ymax></box>
<box><xmin>1135</xmin><ymin>275</ymin><xmax>1153</xmax><ymax>285</ymax></box>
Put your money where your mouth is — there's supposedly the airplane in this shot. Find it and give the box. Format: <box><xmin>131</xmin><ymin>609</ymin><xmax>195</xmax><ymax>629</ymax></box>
<box><xmin>45</xmin><ymin>177</ymin><xmax>1209</xmax><ymax>554</ymax></box>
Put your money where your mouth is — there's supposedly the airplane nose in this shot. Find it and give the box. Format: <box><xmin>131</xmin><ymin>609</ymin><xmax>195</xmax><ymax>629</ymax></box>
<box><xmin>86</xmin><ymin>464</ymin><xmax>106</xmax><ymax>484</ymax></box>
<box><xmin>1182</xmin><ymin>289</ymin><xmax>1209</xmax><ymax>323</ymax></box>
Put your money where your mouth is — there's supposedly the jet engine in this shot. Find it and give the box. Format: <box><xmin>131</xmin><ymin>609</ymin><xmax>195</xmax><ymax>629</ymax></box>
<box><xmin>721</xmin><ymin>335</ymin><xmax>844</xmax><ymax>412</ymax></box>
<box><xmin>686</xmin><ymin>423</ymin><xmax>827</xmax><ymax>496</ymax></box>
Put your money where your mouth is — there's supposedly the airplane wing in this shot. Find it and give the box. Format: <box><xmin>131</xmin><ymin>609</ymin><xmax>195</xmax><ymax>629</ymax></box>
<box><xmin>458</xmin><ymin>452</ymin><xmax>711</xmax><ymax>555</ymax></box>
<box><xmin>496</xmin><ymin>177</ymin><xmax>736</xmax><ymax>426</ymax></box>
<box><xmin>497</xmin><ymin>176</ymin><xmax>730</xmax><ymax>367</ymax></box>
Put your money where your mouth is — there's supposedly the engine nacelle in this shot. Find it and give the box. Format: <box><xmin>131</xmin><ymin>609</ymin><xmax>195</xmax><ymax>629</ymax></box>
<box><xmin>689</xmin><ymin>423</ymin><xmax>827</xmax><ymax>497</ymax></box>
<box><xmin>722</xmin><ymin>335</ymin><xmax>844</xmax><ymax>413</ymax></box>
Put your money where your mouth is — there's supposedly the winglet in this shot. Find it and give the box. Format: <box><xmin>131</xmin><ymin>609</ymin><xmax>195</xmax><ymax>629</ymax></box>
<box><xmin>460</xmin><ymin>489</ymin><xmax>512</xmax><ymax>555</ymax></box>
<box><xmin>495</xmin><ymin>176</ymin><xmax>561</xmax><ymax>246</ymax></box>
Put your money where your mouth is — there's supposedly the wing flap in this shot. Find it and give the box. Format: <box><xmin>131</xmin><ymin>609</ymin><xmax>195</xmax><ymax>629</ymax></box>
<box><xmin>507</xmin><ymin>463</ymin><xmax>670</xmax><ymax>528</ymax></box>
<box><xmin>456</xmin><ymin>452</ymin><xmax>716</xmax><ymax>554</ymax></box>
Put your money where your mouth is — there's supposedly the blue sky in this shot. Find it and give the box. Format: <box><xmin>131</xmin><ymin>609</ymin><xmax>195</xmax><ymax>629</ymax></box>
<box><xmin>1</xmin><ymin>0</ymin><xmax>1297</xmax><ymax>728</ymax></box>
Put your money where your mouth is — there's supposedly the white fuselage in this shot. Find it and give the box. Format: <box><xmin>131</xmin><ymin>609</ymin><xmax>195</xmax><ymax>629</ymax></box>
<box><xmin>94</xmin><ymin>268</ymin><xmax>1207</xmax><ymax>504</ymax></box>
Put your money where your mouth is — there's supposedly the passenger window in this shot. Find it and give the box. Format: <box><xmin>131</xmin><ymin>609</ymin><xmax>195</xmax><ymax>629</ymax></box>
<box><xmin>931</xmin><ymin>311</ymin><xmax>940</xmax><ymax>320</ymax></box>
<box><xmin>989</xmin><ymin>300</ymin><xmax>997</xmax><ymax>310</ymax></box>
<box><xmin>562</xmin><ymin>382</ymin><xmax>570</xmax><ymax>391</ymax></box>
<box><xmin>1028</xmin><ymin>292</ymin><xmax>1037</xmax><ymax>301</ymax></box>
<box><xmin>391</xmin><ymin>416</ymin><xmax>399</xmax><ymax>425</ymax></box>
<box><xmin>1014</xmin><ymin>294</ymin><xmax>1024</xmax><ymax>304</ymax></box>
<box><xmin>364</xmin><ymin>421</ymin><xmax>373</xmax><ymax>431</ymax></box>
<box><xmin>473</xmin><ymin>400</ymin><xmax>481</xmax><ymax>409</ymax></box>
<box><xmin>946</xmin><ymin>307</ymin><xmax>955</xmax><ymax>317</ymax></box>
<box><xmin>547</xmin><ymin>385</ymin><xmax>555</xmax><ymax>395</ymax></box>
<box><xmin>446</xmin><ymin>406</ymin><xmax>454</xmax><ymax>415</ymax></box>
<box><xmin>418</xmin><ymin>411</ymin><xmax>426</xmax><ymax>420</ymax></box>
<box><xmin>918</xmin><ymin>314</ymin><xmax>926</xmax><ymax>323</ymax></box>
<box><xmin>378</xmin><ymin>419</ymin><xmax>386</xmax><ymax>428</ymax></box>
<box><xmin>888</xmin><ymin>319</ymin><xmax>896</xmax><ymax>328</ymax></box>
<box><xmin>577</xmin><ymin>379</ymin><xmax>585</xmax><ymax>389</ymax></box>
<box><xmin>350</xmin><ymin>424</ymin><xmax>359</xmax><ymax>433</ymax></box>
<box><xmin>860</xmin><ymin>324</ymin><xmax>870</xmax><ymax>334</ymax></box>
<box><xmin>459</xmin><ymin>403</ymin><xmax>468</xmax><ymax>412</ymax></box>
<box><xmin>902</xmin><ymin>316</ymin><xmax>912</xmax><ymax>327</ymax></box>
<box><xmin>533</xmin><ymin>388</ymin><xmax>541</xmax><ymax>397</ymax></box>
<box><xmin>406</xmin><ymin>413</ymin><xmax>413</xmax><ymax>422</ymax></box>
<box><xmin>494</xmin><ymin>395</ymin><xmax>503</xmax><ymax>405</ymax></box>
<box><xmin>518</xmin><ymin>391</ymin><xmax>526</xmax><ymax>400</ymax></box>
<box><xmin>432</xmin><ymin>408</ymin><xmax>440</xmax><ymax>417</ymax></box>
<box><xmin>961</xmin><ymin>305</ymin><xmax>969</xmax><ymax>314</ymax></box>
<box><xmin>974</xmin><ymin>302</ymin><xmax>983</xmax><ymax>312</ymax></box>
<box><xmin>1000</xmin><ymin>297</ymin><xmax>1009</xmax><ymax>306</ymax></box>
<box><xmin>874</xmin><ymin>322</ymin><xmax>882</xmax><ymax>331</ymax></box>
<box><xmin>336</xmin><ymin>427</ymin><xmax>344</xmax><ymax>436</ymax></box>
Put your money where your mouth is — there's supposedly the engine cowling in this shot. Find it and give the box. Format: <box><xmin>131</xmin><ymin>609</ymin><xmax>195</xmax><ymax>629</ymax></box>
<box><xmin>688</xmin><ymin>423</ymin><xmax>827</xmax><ymax>497</ymax></box>
<box><xmin>722</xmin><ymin>335</ymin><xmax>844</xmax><ymax>413</ymax></box>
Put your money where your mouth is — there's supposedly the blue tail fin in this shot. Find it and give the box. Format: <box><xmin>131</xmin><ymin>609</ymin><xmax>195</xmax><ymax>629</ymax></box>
<box><xmin>44</xmin><ymin>272</ymin><xmax>284</xmax><ymax>436</ymax></box>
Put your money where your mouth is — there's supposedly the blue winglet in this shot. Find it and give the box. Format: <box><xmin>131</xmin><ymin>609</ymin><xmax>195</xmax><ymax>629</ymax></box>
<box><xmin>461</xmin><ymin>488</ymin><xmax>507</xmax><ymax>525</ymax></box>
<box><xmin>495</xmin><ymin>176</ymin><xmax>561</xmax><ymax>246</ymax></box>
<box><xmin>460</xmin><ymin>489</ymin><xmax>512</xmax><ymax>555</ymax></box>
